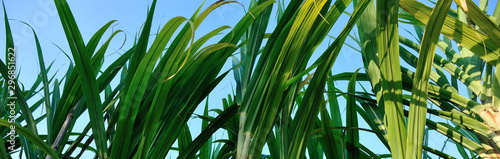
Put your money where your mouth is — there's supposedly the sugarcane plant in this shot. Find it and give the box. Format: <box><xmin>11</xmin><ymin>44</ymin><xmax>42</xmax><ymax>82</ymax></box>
<box><xmin>0</xmin><ymin>0</ymin><xmax>274</xmax><ymax>158</ymax></box>
<box><xmin>2</xmin><ymin>0</ymin><xmax>500</xmax><ymax>158</ymax></box>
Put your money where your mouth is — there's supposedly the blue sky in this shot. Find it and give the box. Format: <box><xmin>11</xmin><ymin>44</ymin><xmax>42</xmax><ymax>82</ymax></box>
<box><xmin>0</xmin><ymin>0</ymin><xmax>489</xmax><ymax>158</ymax></box>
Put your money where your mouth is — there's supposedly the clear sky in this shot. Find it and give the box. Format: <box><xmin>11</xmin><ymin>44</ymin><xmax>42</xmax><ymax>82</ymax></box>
<box><xmin>0</xmin><ymin>0</ymin><xmax>486</xmax><ymax>158</ymax></box>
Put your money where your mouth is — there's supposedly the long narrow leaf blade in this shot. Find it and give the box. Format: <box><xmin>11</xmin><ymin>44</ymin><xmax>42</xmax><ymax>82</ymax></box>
<box><xmin>406</xmin><ymin>0</ymin><xmax>452</xmax><ymax>158</ymax></box>
<box><xmin>377</xmin><ymin>0</ymin><xmax>406</xmax><ymax>157</ymax></box>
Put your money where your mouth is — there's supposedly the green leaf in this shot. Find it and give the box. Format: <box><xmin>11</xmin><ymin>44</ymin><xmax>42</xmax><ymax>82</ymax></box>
<box><xmin>2</xmin><ymin>1</ymin><xmax>38</xmax><ymax>135</ymax></box>
<box><xmin>494</xmin><ymin>52</ymin><xmax>500</xmax><ymax>109</ymax></box>
<box><xmin>406</xmin><ymin>0</ymin><xmax>452</xmax><ymax>158</ymax></box>
<box><xmin>400</xmin><ymin>0</ymin><xmax>500</xmax><ymax>66</ymax></box>
<box><xmin>346</xmin><ymin>69</ymin><xmax>361</xmax><ymax>159</ymax></box>
<box><xmin>30</xmin><ymin>25</ymin><xmax>53</xmax><ymax>146</ymax></box>
<box><xmin>454</xmin><ymin>0</ymin><xmax>500</xmax><ymax>47</ymax></box>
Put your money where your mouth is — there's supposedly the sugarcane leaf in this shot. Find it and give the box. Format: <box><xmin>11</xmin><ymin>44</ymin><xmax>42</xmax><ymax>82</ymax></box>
<box><xmin>406</xmin><ymin>0</ymin><xmax>452</xmax><ymax>158</ymax></box>
<box><xmin>178</xmin><ymin>104</ymin><xmax>237</xmax><ymax>158</ymax></box>
<box><xmin>400</xmin><ymin>0</ymin><xmax>500</xmax><ymax>66</ymax></box>
<box><xmin>2</xmin><ymin>1</ymin><xmax>38</xmax><ymax>135</ymax></box>
<box><xmin>53</xmin><ymin>0</ymin><xmax>107</xmax><ymax>158</ymax></box>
